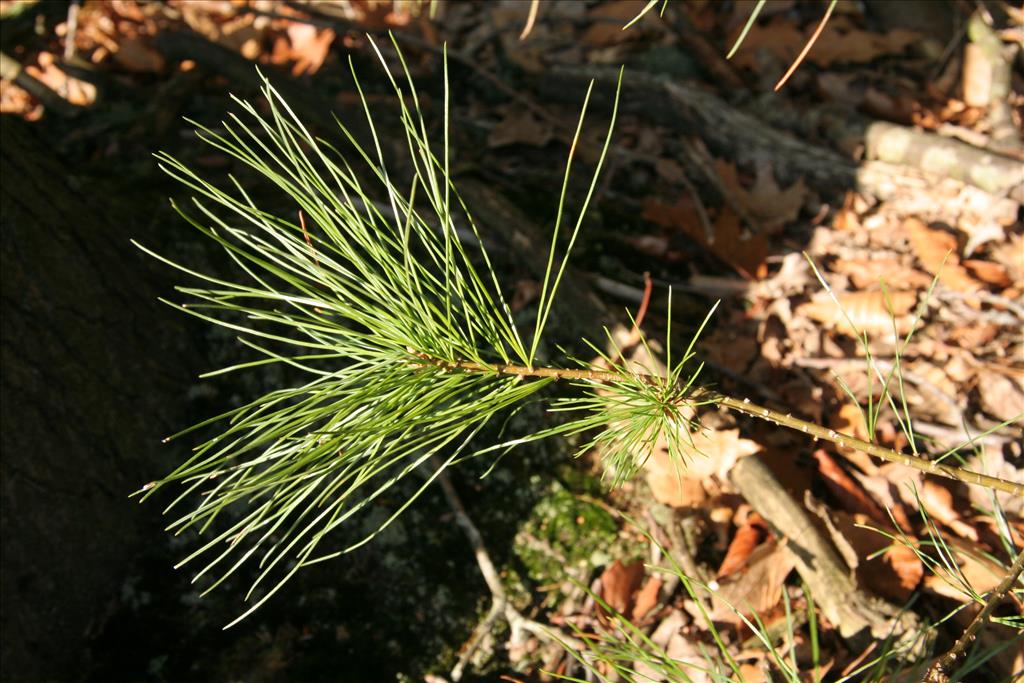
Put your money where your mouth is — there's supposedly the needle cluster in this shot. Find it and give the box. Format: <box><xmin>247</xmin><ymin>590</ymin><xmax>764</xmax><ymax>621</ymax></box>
<box><xmin>137</xmin><ymin>39</ymin><xmax>625</xmax><ymax>623</ymax></box>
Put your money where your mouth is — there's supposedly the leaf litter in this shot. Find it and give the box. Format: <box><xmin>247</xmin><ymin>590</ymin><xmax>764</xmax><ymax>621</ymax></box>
<box><xmin>5</xmin><ymin>0</ymin><xmax>1023</xmax><ymax>680</ymax></box>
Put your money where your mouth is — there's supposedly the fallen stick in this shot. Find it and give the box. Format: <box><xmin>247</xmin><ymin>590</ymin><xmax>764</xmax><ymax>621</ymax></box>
<box><xmin>923</xmin><ymin>549</ymin><xmax>1024</xmax><ymax>683</ymax></box>
<box><xmin>430</xmin><ymin>458</ymin><xmax>583</xmax><ymax>681</ymax></box>
<box><xmin>535</xmin><ymin>66</ymin><xmax>1023</xmax><ymax>204</ymax></box>
<box><xmin>729</xmin><ymin>454</ymin><xmax>921</xmax><ymax>649</ymax></box>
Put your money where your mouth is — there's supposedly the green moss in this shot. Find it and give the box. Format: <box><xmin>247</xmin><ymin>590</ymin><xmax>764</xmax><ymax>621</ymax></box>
<box><xmin>554</xmin><ymin>462</ymin><xmax>607</xmax><ymax>498</ymax></box>
<box><xmin>513</xmin><ymin>480</ymin><xmax>618</xmax><ymax>588</ymax></box>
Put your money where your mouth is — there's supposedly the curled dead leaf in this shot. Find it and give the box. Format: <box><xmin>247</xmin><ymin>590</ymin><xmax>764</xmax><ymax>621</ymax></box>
<box><xmin>905</xmin><ymin>217</ymin><xmax>957</xmax><ymax>274</ymax></box>
<box><xmin>977</xmin><ymin>370</ymin><xmax>1024</xmax><ymax>424</ymax></box>
<box><xmin>904</xmin><ymin>217</ymin><xmax>984</xmax><ymax>293</ymax></box>
<box><xmin>813</xmin><ymin>449</ymin><xmax>888</xmax><ymax>524</ymax></box>
<box><xmin>717</xmin><ymin>516</ymin><xmax>764</xmax><ymax>578</ymax></box>
<box><xmin>831</xmin><ymin>511</ymin><xmax>923</xmax><ymax>603</ymax></box>
<box><xmin>920</xmin><ymin>479</ymin><xmax>978</xmax><ymax>542</ymax></box>
<box><xmin>797</xmin><ymin>289</ymin><xmax>918</xmax><ymax>336</ymax></box>
<box><xmin>709</xmin><ymin>538</ymin><xmax>795</xmax><ymax>624</ymax></box>
<box><xmin>599</xmin><ymin>559</ymin><xmax>645</xmax><ymax>621</ymax></box>
<box><xmin>631</xmin><ymin>575</ymin><xmax>662</xmax><ymax>623</ymax></box>
<box><xmin>962</xmin><ymin>259</ymin><xmax>1011</xmax><ymax>288</ymax></box>
<box><xmin>922</xmin><ymin>536</ymin><xmax>1006</xmax><ymax>601</ymax></box>
<box><xmin>644</xmin><ymin>428</ymin><xmax>762</xmax><ymax>508</ymax></box>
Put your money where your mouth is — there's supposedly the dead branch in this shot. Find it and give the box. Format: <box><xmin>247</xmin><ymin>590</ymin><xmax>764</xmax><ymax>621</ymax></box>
<box><xmin>729</xmin><ymin>454</ymin><xmax>922</xmax><ymax>650</ymax></box>
<box><xmin>923</xmin><ymin>549</ymin><xmax>1024</xmax><ymax>683</ymax></box>
<box><xmin>536</xmin><ymin>66</ymin><xmax>1023</xmax><ymax>207</ymax></box>
<box><xmin>430</xmin><ymin>459</ymin><xmax>583</xmax><ymax>681</ymax></box>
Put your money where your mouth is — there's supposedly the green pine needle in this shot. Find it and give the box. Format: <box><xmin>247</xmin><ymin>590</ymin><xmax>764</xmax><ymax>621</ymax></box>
<box><xmin>136</xmin><ymin>37</ymin><xmax>634</xmax><ymax>624</ymax></box>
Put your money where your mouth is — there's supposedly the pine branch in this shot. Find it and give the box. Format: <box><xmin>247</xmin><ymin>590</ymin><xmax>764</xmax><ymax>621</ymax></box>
<box><xmin>410</xmin><ymin>354</ymin><xmax>1023</xmax><ymax>497</ymax></box>
<box><xmin>139</xmin><ymin>36</ymin><xmax>1020</xmax><ymax>628</ymax></box>
<box><xmin>923</xmin><ymin>549</ymin><xmax>1024</xmax><ymax>682</ymax></box>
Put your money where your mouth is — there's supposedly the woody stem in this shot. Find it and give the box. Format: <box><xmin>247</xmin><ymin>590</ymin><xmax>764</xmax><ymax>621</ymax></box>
<box><xmin>412</xmin><ymin>354</ymin><xmax>1023</xmax><ymax>496</ymax></box>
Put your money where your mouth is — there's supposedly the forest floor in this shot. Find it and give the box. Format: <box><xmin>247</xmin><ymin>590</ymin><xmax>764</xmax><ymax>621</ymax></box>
<box><xmin>2</xmin><ymin>1</ymin><xmax>1022</xmax><ymax>681</ymax></box>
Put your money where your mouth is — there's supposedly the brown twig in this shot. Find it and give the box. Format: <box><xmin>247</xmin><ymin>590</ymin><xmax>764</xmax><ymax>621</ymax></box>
<box><xmin>430</xmin><ymin>458</ymin><xmax>582</xmax><ymax>681</ymax></box>
<box><xmin>0</xmin><ymin>51</ymin><xmax>80</xmax><ymax>117</ymax></box>
<box><xmin>923</xmin><ymin>549</ymin><xmax>1024</xmax><ymax>682</ymax></box>
<box><xmin>410</xmin><ymin>354</ymin><xmax>1023</xmax><ymax>496</ymax></box>
<box><xmin>730</xmin><ymin>455</ymin><xmax>921</xmax><ymax>646</ymax></box>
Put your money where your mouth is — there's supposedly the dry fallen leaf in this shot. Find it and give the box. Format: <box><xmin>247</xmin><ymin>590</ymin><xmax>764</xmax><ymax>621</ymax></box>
<box><xmin>903</xmin><ymin>360</ymin><xmax>965</xmax><ymax>426</ymax></box>
<box><xmin>599</xmin><ymin>559</ymin><xmax>645</xmax><ymax>619</ymax></box>
<box><xmin>813</xmin><ymin>449</ymin><xmax>889</xmax><ymax>524</ymax></box>
<box><xmin>729</xmin><ymin>15</ymin><xmax>918</xmax><ymax>69</ymax></box>
<box><xmin>904</xmin><ymin>217</ymin><xmax>983</xmax><ymax>293</ymax></box>
<box><xmin>920</xmin><ymin>479</ymin><xmax>978</xmax><ymax>542</ymax></box>
<box><xmin>797</xmin><ymin>289</ymin><xmax>918</xmax><ymax>336</ymax></box>
<box><xmin>976</xmin><ymin>370</ymin><xmax>1024</xmax><ymax>424</ymax></box>
<box><xmin>989</xmin><ymin>233</ymin><xmax>1024</xmax><ymax>286</ymax></box>
<box><xmin>643</xmin><ymin>198</ymin><xmax>769</xmax><ymax>279</ymax></box>
<box><xmin>710</xmin><ymin>538</ymin><xmax>795</xmax><ymax>624</ymax></box>
<box><xmin>962</xmin><ymin>259</ymin><xmax>1011</xmax><ymax>288</ymax></box>
<box><xmin>905</xmin><ymin>217</ymin><xmax>958</xmax><ymax>273</ymax></box>
<box><xmin>831</xmin><ymin>511</ymin><xmax>923</xmax><ymax>603</ymax></box>
<box><xmin>717</xmin><ymin>515</ymin><xmax>765</xmax><ymax>578</ymax></box>
<box><xmin>645</xmin><ymin>461</ymin><xmax>707</xmax><ymax>508</ymax></box>
<box><xmin>581</xmin><ymin>0</ymin><xmax>651</xmax><ymax>47</ymax></box>
<box><xmin>716</xmin><ymin>160</ymin><xmax>808</xmax><ymax>235</ymax></box>
<box><xmin>487</xmin><ymin>106</ymin><xmax>554</xmax><ymax>148</ymax></box>
<box><xmin>810</xmin><ymin>26</ymin><xmax>919</xmax><ymax>68</ymax></box>
<box><xmin>832</xmin><ymin>402</ymin><xmax>872</xmax><ymax>443</ymax></box>
<box><xmin>283</xmin><ymin>22</ymin><xmax>335</xmax><ymax>76</ymax></box>
<box><xmin>631</xmin><ymin>575</ymin><xmax>662</xmax><ymax>623</ymax></box>
<box><xmin>830</xmin><ymin>257</ymin><xmax>933</xmax><ymax>291</ymax></box>
<box><xmin>852</xmin><ymin>468</ymin><xmax>915</xmax><ymax>531</ymax></box>
<box><xmin>923</xmin><ymin>536</ymin><xmax>1006</xmax><ymax>601</ymax></box>
<box><xmin>948</xmin><ymin>322</ymin><xmax>998</xmax><ymax>348</ymax></box>
<box><xmin>727</xmin><ymin>15</ymin><xmax>804</xmax><ymax>70</ymax></box>
<box><xmin>645</xmin><ymin>428</ymin><xmax>762</xmax><ymax>507</ymax></box>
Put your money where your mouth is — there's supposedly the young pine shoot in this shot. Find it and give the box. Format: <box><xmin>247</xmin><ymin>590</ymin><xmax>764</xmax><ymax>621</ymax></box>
<box><xmin>137</xmin><ymin>39</ymin><xmax>1020</xmax><ymax>630</ymax></box>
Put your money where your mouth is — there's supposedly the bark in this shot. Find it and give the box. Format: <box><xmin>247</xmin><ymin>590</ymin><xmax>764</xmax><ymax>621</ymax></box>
<box><xmin>533</xmin><ymin>66</ymin><xmax>1023</xmax><ymax>203</ymax></box>
<box><xmin>0</xmin><ymin>117</ymin><xmax>197</xmax><ymax>682</ymax></box>
<box><xmin>865</xmin><ymin>122</ymin><xmax>1023</xmax><ymax>200</ymax></box>
<box><xmin>730</xmin><ymin>455</ymin><xmax>921</xmax><ymax>649</ymax></box>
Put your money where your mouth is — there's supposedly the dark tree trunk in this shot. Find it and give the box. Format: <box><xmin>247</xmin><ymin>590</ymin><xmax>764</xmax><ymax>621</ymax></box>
<box><xmin>1</xmin><ymin>117</ymin><xmax>197</xmax><ymax>682</ymax></box>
